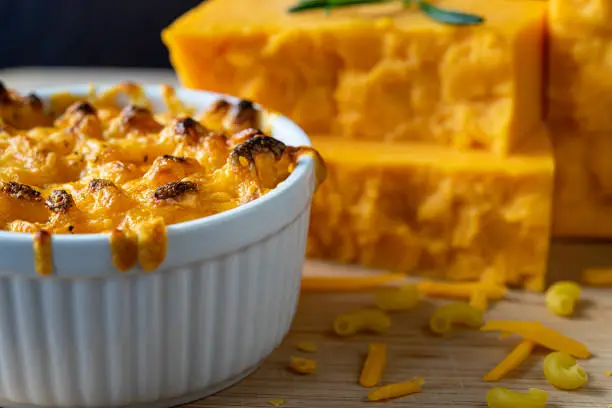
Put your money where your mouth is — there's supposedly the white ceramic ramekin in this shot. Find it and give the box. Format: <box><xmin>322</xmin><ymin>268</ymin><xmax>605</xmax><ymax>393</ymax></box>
<box><xmin>0</xmin><ymin>85</ymin><xmax>316</xmax><ymax>408</ymax></box>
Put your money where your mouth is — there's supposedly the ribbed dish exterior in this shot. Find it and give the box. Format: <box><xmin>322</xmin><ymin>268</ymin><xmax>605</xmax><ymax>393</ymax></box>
<box><xmin>0</xmin><ymin>208</ymin><xmax>310</xmax><ymax>408</ymax></box>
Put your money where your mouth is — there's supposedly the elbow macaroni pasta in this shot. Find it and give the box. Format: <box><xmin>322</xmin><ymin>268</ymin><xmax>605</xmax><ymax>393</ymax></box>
<box><xmin>543</xmin><ymin>351</ymin><xmax>588</xmax><ymax>390</ymax></box>
<box><xmin>486</xmin><ymin>387</ymin><xmax>548</xmax><ymax>408</ymax></box>
<box><xmin>374</xmin><ymin>284</ymin><xmax>420</xmax><ymax>312</ymax></box>
<box><xmin>429</xmin><ymin>302</ymin><xmax>483</xmax><ymax>335</ymax></box>
<box><xmin>288</xmin><ymin>357</ymin><xmax>317</xmax><ymax>375</ymax></box>
<box><xmin>545</xmin><ymin>281</ymin><xmax>581</xmax><ymax>317</ymax></box>
<box><xmin>367</xmin><ymin>377</ymin><xmax>424</xmax><ymax>401</ymax></box>
<box><xmin>333</xmin><ymin>309</ymin><xmax>391</xmax><ymax>337</ymax></box>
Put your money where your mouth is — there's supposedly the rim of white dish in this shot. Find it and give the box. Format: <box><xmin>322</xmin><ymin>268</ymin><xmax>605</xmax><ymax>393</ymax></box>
<box><xmin>0</xmin><ymin>84</ymin><xmax>314</xmax><ymax>247</ymax></box>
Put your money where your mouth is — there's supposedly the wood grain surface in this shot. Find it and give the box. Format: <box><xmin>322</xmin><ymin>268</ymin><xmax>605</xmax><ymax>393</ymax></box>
<box><xmin>184</xmin><ymin>260</ymin><xmax>612</xmax><ymax>408</ymax></box>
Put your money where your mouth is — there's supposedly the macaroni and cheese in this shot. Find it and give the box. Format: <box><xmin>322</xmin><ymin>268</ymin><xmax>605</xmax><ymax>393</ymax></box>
<box><xmin>0</xmin><ymin>82</ymin><xmax>325</xmax><ymax>274</ymax></box>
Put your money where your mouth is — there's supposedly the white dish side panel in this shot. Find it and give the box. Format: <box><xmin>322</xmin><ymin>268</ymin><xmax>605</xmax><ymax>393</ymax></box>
<box><xmin>0</xmin><ymin>208</ymin><xmax>310</xmax><ymax>408</ymax></box>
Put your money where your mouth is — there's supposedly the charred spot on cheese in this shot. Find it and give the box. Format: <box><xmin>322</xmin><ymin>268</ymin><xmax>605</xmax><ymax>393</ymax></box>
<box><xmin>173</xmin><ymin>117</ymin><xmax>208</xmax><ymax>142</ymax></box>
<box><xmin>2</xmin><ymin>182</ymin><xmax>43</xmax><ymax>201</ymax></box>
<box><xmin>208</xmin><ymin>99</ymin><xmax>231</xmax><ymax>116</ymax></box>
<box><xmin>0</xmin><ymin>81</ymin><xmax>9</xmax><ymax>104</ymax></box>
<box><xmin>120</xmin><ymin>105</ymin><xmax>163</xmax><ymax>133</ymax></box>
<box><xmin>89</xmin><ymin>178</ymin><xmax>116</xmax><ymax>192</ymax></box>
<box><xmin>68</xmin><ymin>101</ymin><xmax>97</xmax><ymax>116</ymax></box>
<box><xmin>24</xmin><ymin>94</ymin><xmax>43</xmax><ymax>110</ymax></box>
<box><xmin>161</xmin><ymin>154</ymin><xmax>187</xmax><ymax>163</ymax></box>
<box><xmin>228</xmin><ymin>99</ymin><xmax>259</xmax><ymax>131</ymax></box>
<box><xmin>58</xmin><ymin>101</ymin><xmax>101</xmax><ymax>138</ymax></box>
<box><xmin>45</xmin><ymin>189</ymin><xmax>75</xmax><ymax>212</ymax></box>
<box><xmin>153</xmin><ymin>181</ymin><xmax>198</xmax><ymax>200</ymax></box>
<box><xmin>230</xmin><ymin>128</ymin><xmax>265</xmax><ymax>146</ymax></box>
<box><xmin>230</xmin><ymin>136</ymin><xmax>286</xmax><ymax>167</ymax></box>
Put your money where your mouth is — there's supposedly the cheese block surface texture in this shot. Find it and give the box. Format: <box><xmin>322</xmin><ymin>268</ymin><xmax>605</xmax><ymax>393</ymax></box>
<box><xmin>552</xmin><ymin>129</ymin><xmax>612</xmax><ymax>237</ymax></box>
<box><xmin>548</xmin><ymin>0</ymin><xmax>612</xmax><ymax>132</ymax></box>
<box><xmin>163</xmin><ymin>0</ymin><xmax>546</xmax><ymax>155</ymax></box>
<box><xmin>307</xmin><ymin>133</ymin><xmax>554</xmax><ymax>290</ymax></box>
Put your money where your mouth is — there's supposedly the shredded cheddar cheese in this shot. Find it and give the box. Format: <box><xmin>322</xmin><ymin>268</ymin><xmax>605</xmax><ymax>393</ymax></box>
<box><xmin>367</xmin><ymin>377</ymin><xmax>424</xmax><ymax>401</ymax></box>
<box><xmin>417</xmin><ymin>280</ymin><xmax>507</xmax><ymax>300</ymax></box>
<box><xmin>268</xmin><ymin>398</ymin><xmax>285</xmax><ymax>407</ymax></box>
<box><xmin>296</xmin><ymin>342</ymin><xmax>318</xmax><ymax>353</ymax></box>
<box><xmin>484</xmin><ymin>340</ymin><xmax>535</xmax><ymax>382</ymax></box>
<box><xmin>582</xmin><ymin>268</ymin><xmax>612</xmax><ymax>286</ymax></box>
<box><xmin>360</xmin><ymin>343</ymin><xmax>387</xmax><ymax>388</ymax></box>
<box><xmin>301</xmin><ymin>273</ymin><xmax>406</xmax><ymax>292</ymax></box>
<box><xmin>481</xmin><ymin>321</ymin><xmax>591</xmax><ymax>359</ymax></box>
<box><xmin>469</xmin><ymin>288</ymin><xmax>489</xmax><ymax>312</ymax></box>
<box><xmin>288</xmin><ymin>357</ymin><xmax>317</xmax><ymax>375</ymax></box>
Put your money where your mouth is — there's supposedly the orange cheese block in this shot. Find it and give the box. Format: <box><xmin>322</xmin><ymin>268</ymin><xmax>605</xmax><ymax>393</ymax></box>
<box><xmin>162</xmin><ymin>0</ymin><xmax>546</xmax><ymax>155</ymax></box>
<box><xmin>548</xmin><ymin>0</ymin><xmax>612</xmax><ymax>132</ymax></box>
<box><xmin>552</xmin><ymin>128</ymin><xmax>612</xmax><ymax>237</ymax></box>
<box><xmin>307</xmin><ymin>131</ymin><xmax>554</xmax><ymax>290</ymax></box>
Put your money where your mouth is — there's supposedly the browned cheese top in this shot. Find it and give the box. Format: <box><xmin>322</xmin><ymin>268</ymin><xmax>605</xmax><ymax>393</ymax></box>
<box><xmin>0</xmin><ymin>82</ymin><xmax>325</xmax><ymax>273</ymax></box>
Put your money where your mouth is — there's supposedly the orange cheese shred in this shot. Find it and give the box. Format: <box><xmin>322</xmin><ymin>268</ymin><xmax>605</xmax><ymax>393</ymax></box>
<box><xmin>288</xmin><ymin>357</ymin><xmax>317</xmax><ymax>375</ymax></box>
<box><xmin>582</xmin><ymin>268</ymin><xmax>612</xmax><ymax>286</ymax></box>
<box><xmin>296</xmin><ymin>342</ymin><xmax>318</xmax><ymax>353</ymax></box>
<box><xmin>469</xmin><ymin>288</ymin><xmax>489</xmax><ymax>311</ymax></box>
<box><xmin>301</xmin><ymin>273</ymin><xmax>405</xmax><ymax>292</ymax></box>
<box><xmin>367</xmin><ymin>377</ymin><xmax>424</xmax><ymax>401</ymax></box>
<box><xmin>480</xmin><ymin>321</ymin><xmax>591</xmax><ymax>359</ymax></box>
<box><xmin>360</xmin><ymin>343</ymin><xmax>387</xmax><ymax>388</ymax></box>
<box><xmin>484</xmin><ymin>339</ymin><xmax>535</xmax><ymax>382</ymax></box>
<box><xmin>417</xmin><ymin>280</ymin><xmax>507</xmax><ymax>300</ymax></box>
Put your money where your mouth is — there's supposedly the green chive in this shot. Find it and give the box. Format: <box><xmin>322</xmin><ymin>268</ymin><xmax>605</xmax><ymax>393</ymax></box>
<box><xmin>288</xmin><ymin>0</ymin><xmax>484</xmax><ymax>27</ymax></box>
<box><xmin>289</xmin><ymin>0</ymin><xmax>392</xmax><ymax>13</ymax></box>
<box><xmin>418</xmin><ymin>1</ymin><xmax>484</xmax><ymax>25</ymax></box>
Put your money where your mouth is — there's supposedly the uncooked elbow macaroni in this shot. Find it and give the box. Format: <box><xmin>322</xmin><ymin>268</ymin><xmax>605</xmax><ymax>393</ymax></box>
<box><xmin>543</xmin><ymin>351</ymin><xmax>588</xmax><ymax>390</ymax></box>
<box><xmin>333</xmin><ymin>308</ymin><xmax>391</xmax><ymax>337</ymax></box>
<box><xmin>429</xmin><ymin>302</ymin><xmax>483</xmax><ymax>335</ymax></box>
<box><xmin>374</xmin><ymin>284</ymin><xmax>420</xmax><ymax>312</ymax></box>
<box><xmin>486</xmin><ymin>387</ymin><xmax>548</xmax><ymax>408</ymax></box>
<box><xmin>545</xmin><ymin>281</ymin><xmax>581</xmax><ymax>317</ymax></box>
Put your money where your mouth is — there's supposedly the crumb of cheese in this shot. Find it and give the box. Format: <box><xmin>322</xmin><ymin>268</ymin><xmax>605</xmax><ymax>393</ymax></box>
<box><xmin>268</xmin><ymin>398</ymin><xmax>285</xmax><ymax>407</ymax></box>
<box><xmin>288</xmin><ymin>357</ymin><xmax>317</xmax><ymax>375</ymax></box>
<box><xmin>296</xmin><ymin>342</ymin><xmax>318</xmax><ymax>353</ymax></box>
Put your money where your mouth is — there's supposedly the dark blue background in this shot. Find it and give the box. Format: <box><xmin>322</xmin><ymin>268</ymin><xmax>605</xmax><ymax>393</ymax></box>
<box><xmin>0</xmin><ymin>0</ymin><xmax>201</xmax><ymax>68</ymax></box>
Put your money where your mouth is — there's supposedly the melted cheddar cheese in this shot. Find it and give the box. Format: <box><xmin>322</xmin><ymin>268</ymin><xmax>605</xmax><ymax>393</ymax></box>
<box><xmin>0</xmin><ymin>82</ymin><xmax>325</xmax><ymax>274</ymax></box>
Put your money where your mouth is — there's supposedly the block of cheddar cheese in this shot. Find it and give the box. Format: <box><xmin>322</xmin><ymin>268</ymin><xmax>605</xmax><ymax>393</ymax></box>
<box><xmin>552</xmin><ymin>128</ymin><xmax>612</xmax><ymax>237</ymax></box>
<box><xmin>163</xmin><ymin>0</ymin><xmax>546</xmax><ymax>155</ymax></box>
<box><xmin>307</xmin><ymin>130</ymin><xmax>554</xmax><ymax>290</ymax></box>
<box><xmin>548</xmin><ymin>0</ymin><xmax>612</xmax><ymax>132</ymax></box>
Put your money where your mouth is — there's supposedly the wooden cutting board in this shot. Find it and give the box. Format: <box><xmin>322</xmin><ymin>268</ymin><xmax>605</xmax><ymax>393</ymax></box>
<box><xmin>185</xmin><ymin>260</ymin><xmax>612</xmax><ymax>408</ymax></box>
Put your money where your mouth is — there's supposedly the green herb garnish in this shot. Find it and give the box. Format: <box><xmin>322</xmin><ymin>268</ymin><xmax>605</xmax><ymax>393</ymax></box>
<box><xmin>288</xmin><ymin>0</ymin><xmax>484</xmax><ymax>26</ymax></box>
